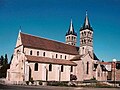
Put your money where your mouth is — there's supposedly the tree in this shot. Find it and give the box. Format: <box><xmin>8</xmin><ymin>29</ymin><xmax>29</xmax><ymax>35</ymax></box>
<box><xmin>1</xmin><ymin>55</ymin><xmax>4</xmax><ymax>65</ymax></box>
<box><xmin>4</xmin><ymin>54</ymin><xmax>8</xmax><ymax>65</ymax></box>
<box><xmin>0</xmin><ymin>54</ymin><xmax>9</xmax><ymax>78</ymax></box>
<box><xmin>70</xmin><ymin>74</ymin><xmax>77</xmax><ymax>81</ymax></box>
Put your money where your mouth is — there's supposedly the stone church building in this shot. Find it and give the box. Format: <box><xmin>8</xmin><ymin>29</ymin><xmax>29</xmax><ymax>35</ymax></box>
<box><xmin>6</xmin><ymin>12</ymin><xmax>108</xmax><ymax>84</ymax></box>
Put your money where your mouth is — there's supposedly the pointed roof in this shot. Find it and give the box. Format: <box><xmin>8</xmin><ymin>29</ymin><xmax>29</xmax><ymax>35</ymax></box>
<box><xmin>19</xmin><ymin>26</ymin><xmax>22</xmax><ymax>33</ymax></box>
<box><xmin>80</xmin><ymin>11</ymin><xmax>93</xmax><ymax>31</ymax></box>
<box><xmin>66</xmin><ymin>19</ymin><xmax>77</xmax><ymax>36</ymax></box>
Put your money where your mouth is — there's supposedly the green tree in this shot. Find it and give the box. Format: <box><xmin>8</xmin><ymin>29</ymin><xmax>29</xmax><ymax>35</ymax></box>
<box><xmin>1</xmin><ymin>55</ymin><xmax>4</xmax><ymax>65</ymax></box>
<box><xmin>4</xmin><ymin>54</ymin><xmax>8</xmax><ymax>65</ymax></box>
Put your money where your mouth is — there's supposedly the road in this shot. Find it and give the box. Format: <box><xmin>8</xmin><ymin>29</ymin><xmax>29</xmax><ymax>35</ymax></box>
<box><xmin>0</xmin><ymin>84</ymin><xmax>120</xmax><ymax>90</ymax></box>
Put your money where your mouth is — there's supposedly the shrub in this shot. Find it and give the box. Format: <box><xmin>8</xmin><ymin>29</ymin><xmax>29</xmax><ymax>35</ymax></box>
<box><xmin>26</xmin><ymin>81</ymin><xmax>29</xmax><ymax>85</ymax></box>
<box><xmin>30</xmin><ymin>77</ymin><xmax>34</xmax><ymax>84</ymax></box>
<box><xmin>47</xmin><ymin>81</ymin><xmax>68</xmax><ymax>86</ymax></box>
<box><xmin>39</xmin><ymin>81</ymin><xmax>42</xmax><ymax>85</ymax></box>
<box><xmin>70</xmin><ymin>74</ymin><xmax>77</xmax><ymax>81</ymax></box>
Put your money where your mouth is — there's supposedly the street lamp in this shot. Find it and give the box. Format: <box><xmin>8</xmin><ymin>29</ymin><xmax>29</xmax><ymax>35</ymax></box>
<box><xmin>113</xmin><ymin>59</ymin><xmax>116</xmax><ymax>87</ymax></box>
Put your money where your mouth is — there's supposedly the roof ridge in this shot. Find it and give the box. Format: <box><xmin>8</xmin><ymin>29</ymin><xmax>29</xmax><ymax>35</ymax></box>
<box><xmin>20</xmin><ymin>32</ymin><xmax>78</xmax><ymax>48</ymax></box>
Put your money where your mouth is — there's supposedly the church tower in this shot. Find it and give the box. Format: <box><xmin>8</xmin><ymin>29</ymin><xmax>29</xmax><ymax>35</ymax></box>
<box><xmin>80</xmin><ymin>11</ymin><xmax>93</xmax><ymax>55</ymax></box>
<box><xmin>65</xmin><ymin>19</ymin><xmax>77</xmax><ymax>46</ymax></box>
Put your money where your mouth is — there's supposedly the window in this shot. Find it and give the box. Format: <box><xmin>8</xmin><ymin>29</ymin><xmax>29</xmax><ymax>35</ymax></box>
<box><xmin>88</xmin><ymin>39</ymin><xmax>90</xmax><ymax>43</ymax></box>
<box><xmin>56</xmin><ymin>54</ymin><xmax>58</xmax><ymax>58</ymax></box>
<box><xmin>84</xmin><ymin>32</ymin><xmax>86</xmax><ymax>36</ymax></box>
<box><xmin>72</xmin><ymin>36</ymin><xmax>73</xmax><ymax>40</ymax></box>
<box><xmin>82</xmin><ymin>32</ymin><xmax>83</xmax><ymax>36</ymax></box>
<box><xmin>98</xmin><ymin>72</ymin><xmax>100</xmax><ymax>77</ymax></box>
<box><xmin>61</xmin><ymin>65</ymin><xmax>64</xmax><ymax>72</ymax></box>
<box><xmin>67</xmin><ymin>37</ymin><xmax>68</xmax><ymax>40</ymax></box>
<box><xmin>43</xmin><ymin>52</ymin><xmax>45</xmax><ymax>56</ymax></box>
<box><xmin>82</xmin><ymin>47</ymin><xmax>84</xmax><ymax>50</ymax></box>
<box><xmin>65</xmin><ymin>55</ymin><xmax>67</xmax><ymax>59</ymax></box>
<box><xmin>34</xmin><ymin>63</ymin><xmax>38</xmax><ymax>71</ymax></box>
<box><xmin>86</xmin><ymin>62</ymin><xmax>89</xmax><ymax>74</ymax></box>
<box><xmin>37</xmin><ymin>51</ymin><xmax>39</xmax><ymax>56</ymax></box>
<box><xmin>60</xmin><ymin>55</ymin><xmax>62</xmax><ymax>59</ymax></box>
<box><xmin>71</xmin><ymin>66</ymin><xmax>73</xmax><ymax>72</ymax></box>
<box><xmin>82</xmin><ymin>40</ymin><xmax>83</xmax><ymax>44</ymax></box>
<box><xmin>30</xmin><ymin>50</ymin><xmax>32</xmax><ymax>55</ymax></box>
<box><xmin>74</xmin><ymin>37</ymin><xmax>76</xmax><ymax>40</ymax></box>
<box><xmin>84</xmin><ymin>39</ymin><xmax>86</xmax><ymax>44</ymax></box>
<box><xmin>49</xmin><ymin>64</ymin><xmax>52</xmax><ymax>71</ymax></box>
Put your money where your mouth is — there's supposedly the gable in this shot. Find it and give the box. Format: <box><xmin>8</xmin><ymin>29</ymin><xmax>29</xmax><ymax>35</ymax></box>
<box><xmin>20</xmin><ymin>32</ymin><xmax>79</xmax><ymax>55</ymax></box>
<box><xmin>16</xmin><ymin>32</ymin><xmax>22</xmax><ymax>47</ymax></box>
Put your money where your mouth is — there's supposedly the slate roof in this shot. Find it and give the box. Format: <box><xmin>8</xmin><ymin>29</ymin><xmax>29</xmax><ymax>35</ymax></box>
<box><xmin>26</xmin><ymin>55</ymin><xmax>77</xmax><ymax>66</ymax></box>
<box><xmin>80</xmin><ymin>12</ymin><xmax>93</xmax><ymax>31</ymax></box>
<box><xmin>65</xmin><ymin>20</ymin><xmax>77</xmax><ymax>36</ymax></box>
<box><xmin>93</xmin><ymin>53</ymin><xmax>99</xmax><ymax>61</ymax></box>
<box><xmin>100</xmin><ymin>65</ymin><xmax>108</xmax><ymax>71</ymax></box>
<box><xmin>20</xmin><ymin>32</ymin><xmax>79</xmax><ymax>55</ymax></box>
<box><xmin>70</xmin><ymin>52</ymin><xmax>99</xmax><ymax>61</ymax></box>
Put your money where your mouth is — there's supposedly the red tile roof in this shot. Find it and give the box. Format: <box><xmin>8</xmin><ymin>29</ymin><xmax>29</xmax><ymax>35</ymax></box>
<box><xmin>20</xmin><ymin>33</ymin><xmax>79</xmax><ymax>55</ymax></box>
<box><xmin>26</xmin><ymin>55</ymin><xmax>77</xmax><ymax>66</ymax></box>
<box><xmin>100</xmin><ymin>62</ymin><xmax>111</xmax><ymax>65</ymax></box>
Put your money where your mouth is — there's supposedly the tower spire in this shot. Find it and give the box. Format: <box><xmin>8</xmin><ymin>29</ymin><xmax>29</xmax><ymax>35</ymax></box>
<box><xmin>65</xmin><ymin>19</ymin><xmax>77</xmax><ymax>46</ymax></box>
<box><xmin>70</xmin><ymin>19</ymin><xmax>73</xmax><ymax>32</ymax></box>
<box><xmin>19</xmin><ymin>26</ymin><xmax>22</xmax><ymax>33</ymax></box>
<box><xmin>66</xmin><ymin>19</ymin><xmax>77</xmax><ymax>36</ymax></box>
<box><xmin>80</xmin><ymin>10</ymin><xmax>93</xmax><ymax>31</ymax></box>
<box><xmin>79</xmin><ymin>11</ymin><xmax>93</xmax><ymax>55</ymax></box>
<box><xmin>86</xmin><ymin>10</ymin><xmax>88</xmax><ymax>16</ymax></box>
<box><xmin>85</xmin><ymin>10</ymin><xmax>89</xmax><ymax>26</ymax></box>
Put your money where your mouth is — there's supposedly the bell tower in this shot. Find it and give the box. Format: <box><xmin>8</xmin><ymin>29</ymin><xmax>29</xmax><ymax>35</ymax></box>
<box><xmin>65</xmin><ymin>19</ymin><xmax>77</xmax><ymax>46</ymax></box>
<box><xmin>80</xmin><ymin>11</ymin><xmax>93</xmax><ymax>55</ymax></box>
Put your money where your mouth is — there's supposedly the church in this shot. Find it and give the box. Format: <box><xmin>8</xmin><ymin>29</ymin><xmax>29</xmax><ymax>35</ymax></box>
<box><xmin>6</xmin><ymin>11</ymin><xmax>108</xmax><ymax>84</ymax></box>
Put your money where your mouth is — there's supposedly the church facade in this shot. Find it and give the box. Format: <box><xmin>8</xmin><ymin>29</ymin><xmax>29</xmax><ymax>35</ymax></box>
<box><xmin>6</xmin><ymin>12</ymin><xmax>108</xmax><ymax>84</ymax></box>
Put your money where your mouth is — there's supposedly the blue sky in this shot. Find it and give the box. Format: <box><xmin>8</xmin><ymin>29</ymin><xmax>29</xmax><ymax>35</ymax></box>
<box><xmin>0</xmin><ymin>0</ymin><xmax>120</xmax><ymax>62</ymax></box>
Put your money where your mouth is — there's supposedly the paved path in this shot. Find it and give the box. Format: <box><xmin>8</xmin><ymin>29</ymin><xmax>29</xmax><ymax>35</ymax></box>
<box><xmin>0</xmin><ymin>84</ymin><xmax>120</xmax><ymax>90</ymax></box>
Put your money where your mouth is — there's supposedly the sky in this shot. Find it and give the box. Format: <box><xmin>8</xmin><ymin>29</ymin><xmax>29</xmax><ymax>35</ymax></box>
<box><xmin>0</xmin><ymin>0</ymin><xmax>120</xmax><ymax>62</ymax></box>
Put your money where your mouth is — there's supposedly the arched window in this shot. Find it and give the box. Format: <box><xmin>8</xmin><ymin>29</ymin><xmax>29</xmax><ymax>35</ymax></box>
<box><xmin>84</xmin><ymin>32</ymin><xmax>86</xmax><ymax>36</ymax></box>
<box><xmin>86</xmin><ymin>62</ymin><xmax>89</xmax><ymax>74</ymax></box>
<box><xmin>60</xmin><ymin>55</ymin><xmax>62</xmax><ymax>59</ymax></box>
<box><xmin>72</xmin><ymin>36</ymin><xmax>73</xmax><ymax>40</ymax></box>
<box><xmin>82</xmin><ymin>47</ymin><xmax>84</xmax><ymax>54</ymax></box>
<box><xmin>61</xmin><ymin>65</ymin><xmax>64</xmax><ymax>72</ymax></box>
<box><xmin>30</xmin><ymin>50</ymin><xmax>32</xmax><ymax>55</ymax></box>
<box><xmin>49</xmin><ymin>64</ymin><xmax>52</xmax><ymax>71</ymax></box>
<box><xmin>69</xmin><ymin>36</ymin><xmax>70</xmax><ymax>40</ymax></box>
<box><xmin>43</xmin><ymin>52</ymin><xmax>45</xmax><ymax>56</ymax></box>
<box><xmin>71</xmin><ymin>66</ymin><xmax>73</xmax><ymax>72</ymax></box>
<box><xmin>67</xmin><ymin>37</ymin><xmax>68</xmax><ymax>40</ymax></box>
<box><xmin>37</xmin><ymin>51</ymin><xmax>39</xmax><ymax>56</ymax></box>
<box><xmin>34</xmin><ymin>63</ymin><xmax>38</xmax><ymax>71</ymax></box>
<box><xmin>65</xmin><ymin>55</ymin><xmax>67</xmax><ymax>59</ymax></box>
<box><xmin>82</xmin><ymin>32</ymin><xmax>83</xmax><ymax>36</ymax></box>
<box><xmin>56</xmin><ymin>54</ymin><xmax>58</xmax><ymax>58</ymax></box>
<box><xmin>84</xmin><ymin>39</ymin><xmax>86</xmax><ymax>44</ymax></box>
<box><xmin>74</xmin><ymin>37</ymin><xmax>76</xmax><ymax>40</ymax></box>
<box><xmin>82</xmin><ymin>40</ymin><xmax>83</xmax><ymax>44</ymax></box>
<box><xmin>88</xmin><ymin>39</ymin><xmax>90</xmax><ymax>43</ymax></box>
